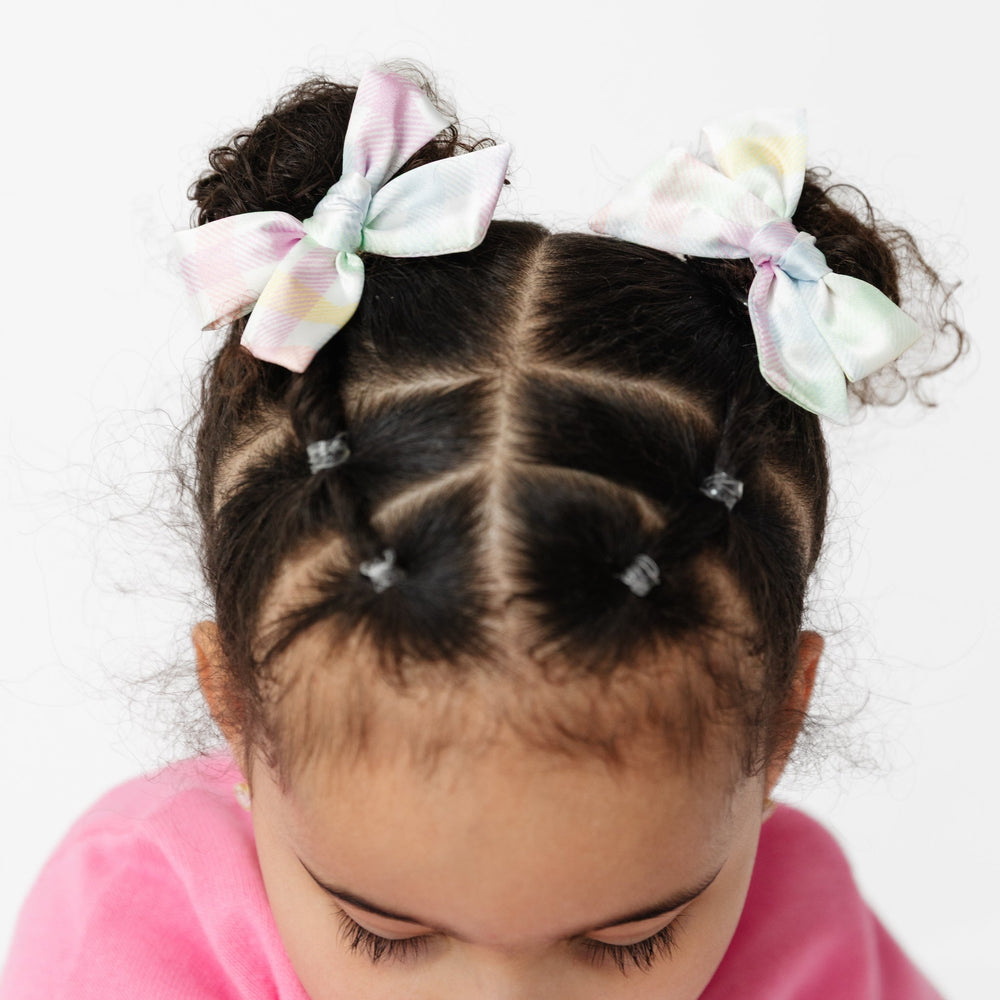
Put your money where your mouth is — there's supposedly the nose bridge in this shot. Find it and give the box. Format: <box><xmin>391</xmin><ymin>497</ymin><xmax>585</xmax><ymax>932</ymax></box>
<box><xmin>458</xmin><ymin>945</ymin><xmax>584</xmax><ymax>1000</ymax></box>
<box><xmin>468</xmin><ymin>966</ymin><xmax>550</xmax><ymax>1000</ymax></box>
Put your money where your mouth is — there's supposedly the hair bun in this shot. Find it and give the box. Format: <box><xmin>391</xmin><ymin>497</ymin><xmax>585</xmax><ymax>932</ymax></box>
<box><xmin>794</xmin><ymin>169</ymin><xmax>965</xmax><ymax>407</ymax></box>
<box><xmin>190</xmin><ymin>69</ymin><xmax>495</xmax><ymax>227</ymax></box>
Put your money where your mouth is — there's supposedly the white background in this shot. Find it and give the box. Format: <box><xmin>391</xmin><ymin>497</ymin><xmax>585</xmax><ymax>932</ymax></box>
<box><xmin>1</xmin><ymin>2</ymin><xmax>995</xmax><ymax>996</ymax></box>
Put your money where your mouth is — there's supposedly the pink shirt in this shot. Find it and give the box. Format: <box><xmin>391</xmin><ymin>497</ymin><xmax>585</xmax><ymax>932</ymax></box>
<box><xmin>1</xmin><ymin>753</ymin><xmax>943</xmax><ymax>999</ymax></box>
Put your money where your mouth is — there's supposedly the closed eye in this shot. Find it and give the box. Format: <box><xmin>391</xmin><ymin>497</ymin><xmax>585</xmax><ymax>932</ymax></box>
<box><xmin>581</xmin><ymin>914</ymin><xmax>687</xmax><ymax>973</ymax></box>
<box><xmin>331</xmin><ymin>904</ymin><xmax>687</xmax><ymax>976</ymax></box>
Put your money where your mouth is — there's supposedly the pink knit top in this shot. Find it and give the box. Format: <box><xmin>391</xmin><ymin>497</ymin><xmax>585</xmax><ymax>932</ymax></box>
<box><xmin>1</xmin><ymin>753</ymin><xmax>943</xmax><ymax>999</ymax></box>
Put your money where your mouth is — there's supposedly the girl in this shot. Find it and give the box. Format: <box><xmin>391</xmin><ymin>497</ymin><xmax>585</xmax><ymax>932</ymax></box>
<box><xmin>1</xmin><ymin>67</ymin><xmax>964</xmax><ymax>999</ymax></box>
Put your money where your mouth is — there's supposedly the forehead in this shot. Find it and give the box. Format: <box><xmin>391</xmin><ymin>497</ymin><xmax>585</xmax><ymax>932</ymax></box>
<box><xmin>253</xmin><ymin>719</ymin><xmax>752</xmax><ymax>951</ymax></box>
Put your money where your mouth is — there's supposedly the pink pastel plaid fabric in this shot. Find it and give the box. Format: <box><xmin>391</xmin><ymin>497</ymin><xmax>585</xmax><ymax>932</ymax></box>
<box><xmin>176</xmin><ymin>70</ymin><xmax>511</xmax><ymax>372</ymax></box>
<box><xmin>589</xmin><ymin>110</ymin><xmax>921</xmax><ymax>422</ymax></box>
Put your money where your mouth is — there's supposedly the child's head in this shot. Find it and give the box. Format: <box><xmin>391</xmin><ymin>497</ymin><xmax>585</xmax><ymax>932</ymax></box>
<box><xmin>186</xmin><ymin>70</ymin><xmax>960</xmax><ymax>998</ymax></box>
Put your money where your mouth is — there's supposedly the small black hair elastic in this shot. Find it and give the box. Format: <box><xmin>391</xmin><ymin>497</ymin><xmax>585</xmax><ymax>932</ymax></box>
<box><xmin>306</xmin><ymin>433</ymin><xmax>351</xmax><ymax>474</ymax></box>
<box><xmin>700</xmin><ymin>470</ymin><xmax>744</xmax><ymax>511</ymax></box>
<box><xmin>617</xmin><ymin>553</ymin><xmax>661</xmax><ymax>597</ymax></box>
<box><xmin>359</xmin><ymin>548</ymin><xmax>404</xmax><ymax>593</ymax></box>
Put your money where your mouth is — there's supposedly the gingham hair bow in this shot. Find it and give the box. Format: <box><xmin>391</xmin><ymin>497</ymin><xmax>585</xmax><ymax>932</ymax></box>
<box><xmin>589</xmin><ymin>110</ymin><xmax>921</xmax><ymax>422</ymax></box>
<box><xmin>176</xmin><ymin>70</ymin><xmax>511</xmax><ymax>372</ymax></box>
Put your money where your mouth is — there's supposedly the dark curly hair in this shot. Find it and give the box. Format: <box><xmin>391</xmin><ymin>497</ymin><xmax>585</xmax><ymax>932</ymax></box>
<box><xmin>185</xmin><ymin>68</ymin><xmax>966</xmax><ymax>790</ymax></box>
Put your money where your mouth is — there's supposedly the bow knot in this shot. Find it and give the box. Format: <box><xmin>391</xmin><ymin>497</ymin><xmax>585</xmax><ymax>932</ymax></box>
<box><xmin>748</xmin><ymin>219</ymin><xmax>796</xmax><ymax>267</ymax></box>
<box><xmin>775</xmin><ymin>230</ymin><xmax>829</xmax><ymax>282</ymax></box>
<box><xmin>747</xmin><ymin>221</ymin><xmax>828</xmax><ymax>283</ymax></box>
<box><xmin>302</xmin><ymin>172</ymin><xmax>373</xmax><ymax>252</ymax></box>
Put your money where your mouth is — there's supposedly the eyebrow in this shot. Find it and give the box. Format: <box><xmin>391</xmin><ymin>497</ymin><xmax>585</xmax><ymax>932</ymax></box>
<box><xmin>299</xmin><ymin>858</ymin><xmax>724</xmax><ymax>939</ymax></box>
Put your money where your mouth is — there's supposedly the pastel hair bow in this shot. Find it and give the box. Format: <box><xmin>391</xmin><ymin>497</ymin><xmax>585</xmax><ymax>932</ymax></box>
<box><xmin>176</xmin><ymin>70</ymin><xmax>511</xmax><ymax>372</ymax></box>
<box><xmin>589</xmin><ymin>110</ymin><xmax>921</xmax><ymax>422</ymax></box>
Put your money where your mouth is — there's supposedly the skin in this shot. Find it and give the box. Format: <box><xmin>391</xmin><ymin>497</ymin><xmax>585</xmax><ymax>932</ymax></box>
<box><xmin>195</xmin><ymin>622</ymin><xmax>821</xmax><ymax>1000</ymax></box>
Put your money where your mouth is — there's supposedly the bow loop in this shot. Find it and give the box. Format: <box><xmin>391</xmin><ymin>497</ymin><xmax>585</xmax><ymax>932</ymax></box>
<box><xmin>704</xmin><ymin>110</ymin><xmax>807</xmax><ymax>216</ymax></box>
<box><xmin>589</xmin><ymin>110</ymin><xmax>921</xmax><ymax>421</ymax></box>
<box><xmin>176</xmin><ymin>70</ymin><xmax>510</xmax><ymax>372</ymax></box>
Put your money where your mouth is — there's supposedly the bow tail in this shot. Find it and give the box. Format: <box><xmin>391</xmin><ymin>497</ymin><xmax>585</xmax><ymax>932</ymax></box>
<box><xmin>241</xmin><ymin>238</ymin><xmax>365</xmax><ymax>373</ymax></box>
<box><xmin>807</xmin><ymin>274</ymin><xmax>923</xmax><ymax>382</ymax></box>
<box><xmin>174</xmin><ymin>212</ymin><xmax>306</xmax><ymax>330</ymax></box>
<box><xmin>748</xmin><ymin>268</ymin><xmax>851</xmax><ymax>423</ymax></box>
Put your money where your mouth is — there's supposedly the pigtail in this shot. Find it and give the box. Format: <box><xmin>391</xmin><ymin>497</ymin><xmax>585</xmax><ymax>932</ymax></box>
<box><xmin>188</xmin><ymin>71</ymin><xmax>509</xmax><ymax>717</ymax></box>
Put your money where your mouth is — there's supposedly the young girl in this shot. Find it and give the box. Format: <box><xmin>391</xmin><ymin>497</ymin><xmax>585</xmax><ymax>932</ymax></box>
<box><xmin>1</xmin><ymin>68</ymin><xmax>963</xmax><ymax>999</ymax></box>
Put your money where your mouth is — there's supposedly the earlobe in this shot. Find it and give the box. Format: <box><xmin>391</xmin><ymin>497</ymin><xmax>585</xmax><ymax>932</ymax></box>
<box><xmin>794</xmin><ymin>630</ymin><xmax>823</xmax><ymax>715</ymax></box>
<box><xmin>763</xmin><ymin>629</ymin><xmax>824</xmax><ymax>802</ymax></box>
<box><xmin>193</xmin><ymin>621</ymin><xmax>242</xmax><ymax>748</ymax></box>
<box><xmin>193</xmin><ymin>621</ymin><xmax>223</xmax><ymax>708</ymax></box>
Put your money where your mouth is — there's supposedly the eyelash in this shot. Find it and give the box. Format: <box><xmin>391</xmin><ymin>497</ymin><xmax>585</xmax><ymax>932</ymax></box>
<box><xmin>581</xmin><ymin>916</ymin><xmax>685</xmax><ymax>974</ymax></box>
<box><xmin>333</xmin><ymin>906</ymin><xmax>685</xmax><ymax>975</ymax></box>
<box><xmin>334</xmin><ymin>907</ymin><xmax>430</xmax><ymax>965</ymax></box>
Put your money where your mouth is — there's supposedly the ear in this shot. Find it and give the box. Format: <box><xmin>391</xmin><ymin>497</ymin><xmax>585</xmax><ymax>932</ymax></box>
<box><xmin>193</xmin><ymin>621</ymin><xmax>244</xmax><ymax>754</ymax></box>
<box><xmin>763</xmin><ymin>630</ymin><xmax>823</xmax><ymax>800</ymax></box>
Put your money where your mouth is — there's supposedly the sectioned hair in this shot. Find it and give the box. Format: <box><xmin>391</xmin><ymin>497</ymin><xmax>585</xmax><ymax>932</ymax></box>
<box><xmin>185</xmin><ymin>69</ymin><xmax>965</xmax><ymax>788</ymax></box>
